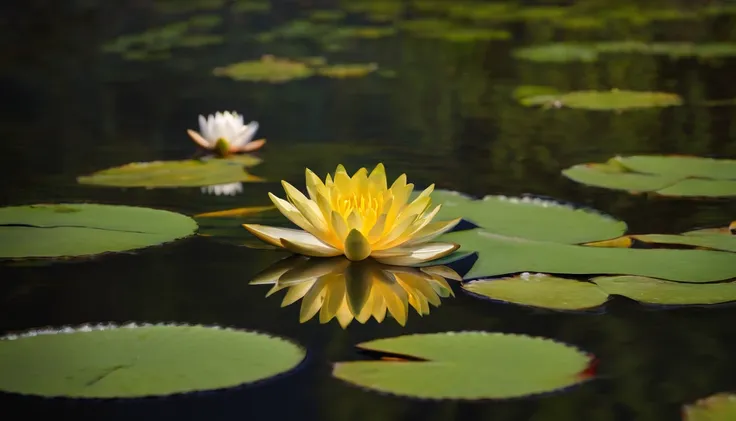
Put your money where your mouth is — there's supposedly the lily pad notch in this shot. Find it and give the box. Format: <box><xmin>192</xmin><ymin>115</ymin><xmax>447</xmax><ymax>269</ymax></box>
<box><xmin>0</xmin><ymin>323</ymin><xmax>306</xmax><ymax>398</ymax></box>
<box><xmin>0</xmin><ymin>203</ymin><xmax>198</xmax><ymax>260</ymax></box>
<box><xmin>333</xmin><ymin>331</ymin><xmax>595</xmax><ymax>400</ymax></box>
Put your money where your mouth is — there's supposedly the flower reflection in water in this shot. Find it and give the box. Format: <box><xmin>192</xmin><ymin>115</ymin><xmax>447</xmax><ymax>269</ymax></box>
<box><xmin>250</xmin><ymin>255</ymin><xmax>461</xmax><ymax>328</ymax></box>
<box><xmin>200</xmin><ymin>182</ymin><xmax>244</xmax><ymax>196</ymax></box>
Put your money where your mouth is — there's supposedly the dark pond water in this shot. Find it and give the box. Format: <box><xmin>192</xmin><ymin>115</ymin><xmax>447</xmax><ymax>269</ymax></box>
<box><xmin>2</xmin><ymin>1</ymin><xmax>736</xmax><ymax>420</ymax></box>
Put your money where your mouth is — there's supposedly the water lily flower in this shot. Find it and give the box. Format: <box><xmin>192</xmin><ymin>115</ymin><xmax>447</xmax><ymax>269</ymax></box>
<box><xmin>250</xmin><ymin>255</ymin><xmax>461</xmax><ymax>328</ymax></box>
<box><xmin>187</xmin><ymin>111</ymin><xmax>265</xmax><ymax>156</ymax></box>
<box><xmin>200</xmin><ymin>182</ymin><xmax>243</xmax><ymax>196</ymax></box>
<box><xmin>243</xmin><ymin>163</ymin><xmax>461</xmax><ymax>265</ymax></box>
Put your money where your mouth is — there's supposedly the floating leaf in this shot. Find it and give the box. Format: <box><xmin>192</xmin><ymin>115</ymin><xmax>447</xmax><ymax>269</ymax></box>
<box><xmin>587</xmin><ymin>233</ymin><xmax>736</xmax><ymax>253</ymax></box>
<box><xmin>562</xmin><ymin>155</ymin><xmax>736</xmax><ymax>197</ymax></box>
<box><xmin>213</xmin><ymin>55</ymin><xmax>315</xmax><ymax>83</ymax></box>
<box><xmin>512</xmin><ymin>85</ymin><xmax>561</xmax><ymax>101</ymax></box>
<box><xmin>440</xmin><ymin>230</ymin><xmax>736</xmax><ymax>282</ymax></box>
<box><xmin>78</xmin><ymin>157</ymin><xmax>263</xmax><ymax>188</ymax></box>
<box><xmin>520</xmin><ymin>89</ymin><xmax>682</xmax><ymax>110</ymax></box>
<box><xmin>464</xmin><ymin>274</ymin><xmax>609</xmax><ymax>311</ymax></box>
<box><xmin>194</xmin><ymin>205</ymin><xmax>275</xmax><ymax>218</ymax></box>
<box><xmin>0</xmin><ymin>323</ymin><xmax>305</xmax><ymax>398</ymax></box>
<box><xmin>592</xmin><ymin>276</ymin><xmax>736</xmax><ymax>306</ymax></box>
<box><xmin>513</xmin><ymin>43</ymin><xmax>598</xmax><ymax>62</ymax></box>
<box><xmin>308</xmin><ymin>10</ymin><xmax>347</xmax><ymax>22</ymax></box>
<box><xmin>428</xmin><ymin>190</ymin><xmax>626</xmax><ymax>244</ymax></box>
<box><xmin>250</xmin><ymin>256</ymin><xmax>458</xmax><ymax>328</ymax></box>
<box><xmin>563</xmin><ymin>162</ymin><xmax>683</xmax><ymax>193</ymax></box>
<box><xmin>684</xmin><ymin>393</ymin><xmax>736</xmax><ymax>421</ymax></box>
<box><xmin>0</xmin><ymin>204</ymin><xmax>197</xmax><ymax>259</ymax></box>
<box><xmin>514</xmin><ymin>42</ymin><xmax>736</xmax><ymax>63</ymax></box>
<box><xmin>616</xmin><ymin>156</ymin><xmax>736</xmax><ymax>180</ymax></box>
<box><xmin>317</xmin><ymin>63</ymin><xmax>379</xmax><ymax>78</ymax></box>
<box><xmin>333</xmin><ymin>332</ymin><xmax>593</xmax><ymax>400</ymax></box>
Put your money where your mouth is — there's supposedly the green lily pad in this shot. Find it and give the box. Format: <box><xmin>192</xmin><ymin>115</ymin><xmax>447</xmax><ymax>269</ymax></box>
<box><xmin>464</xmin><ymin>274</ymin><xmax>609</xmax><ymax>311</ymax></box>
<box><xmin>616</xmin><ymin>156</ymin><xmax>736</xmax><ymax>180</ymax></box>
<box><xmin>428</xmin><ymin>190</ymin><xmax>626</xmax><ymax>244</ymax></box>
<box><xmin>0</xmin><ymin>204</ymin><xmax>197</xmax><ymax>259</ymax></box>
<box><xmin>213</xmin><ymin>56</ymin><xmax>315</xmax><ymax>83</ymax></box>
<box><xmin>562</xmin><ymin>156</ymin><xmax>736</xmax><ymax>197</ymax></box>
<box><xmin>513</xmin><ymin>43</ymin><xmax>598</xmax><ymax>62</ymax></box>
<box><xmin>602</xmin><ymin>233</ymin><xmax>736</xmax><ymax>253</ymax></box>
<box><xmin>78</xmin><ymin>156</ymin><xmax>263</xmax><ymax>188</ymax></box>
<box><xmin>684</xmin><ymin>393</ymin><xmax>736</xmax><ymax>421</ymax></box>
<box><xmin>333</xmin><ymin>332</ymin><xmax>593</xmax><ymax>400</ymax></box>
<box><xmin>440</xmin><ymin>230</ymin><xmax>736</xmax><ymax>282</ymax></box>
<box><xmin>0</xmin><ymin>323</ymin><xmax>304</xmax><ymax>398</ymax></box>
<box><xmin>592</xmin><ymin>276</ymin><xmax>736</xmax><ymax>306</ymax></box>
<box><xmin>317</xmin><ymin>63</ymin><xmax>379</xmax><ymax>78</ymax></box>
<box><xmin>563</xmin><ymin>162</ymin><xmax>684</xmax><ymax>193</ymax></box>
<box><xmin>520</xmin><ymin>89</ymin><xmax>682</xmax><ymax>110</ymax></box>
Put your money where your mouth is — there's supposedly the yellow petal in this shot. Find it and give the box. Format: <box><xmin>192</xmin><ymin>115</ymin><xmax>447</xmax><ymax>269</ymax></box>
<box><xmin>373</xmin><ymin>242</ymin><xmax>460</xmax><ymax>265</ymax></box>
<box><xmin>346</xmin><ymin>210</ymin><xmax>363</xmax><ymax>232</ymax></box>
<box><xmin>380</xmin><ymin>204</ymin><xmax>442</xmax><ymax>250</ymax></box>
<box><xmin>278</xmin><ymin>256</ymin><xmax>349</xmax><ymax>285</ymax></box>
<box><xmin>394</xmin><ymin>272</ymin><xmax>441</xmax><ymax>307</ymax></box>
<box><xmin>281</xmin><ymin>238</ymin><xmax>343</xmax><ymax>257</ymax></box>
<box><xmin>305</xmin><ymin>168</ymin><xmax>328</xmax><ymax>201</ymax></box>
<box><xmin>335</xmin><ymin>299</ymin><xmax>354</xmax><ymax>328</ymax></box>
<box><xmin>420</xmin><ymin>265</ymin><xmax>462</xmax><ymax>281</ymax></box>
<box><xmin>268</xmin><ymin>193</ymin><xmax>314</xmax><ymax>232</ymax></box>
<box><xmin>299</xmin><ymin>278</ymin><xmax>329</xmax><ymax>323</ymax></box>
<box><xmin>344</xmin><ymin>229</ymin><xmax>372</xmax><ymax>261</ymax></box>
<box><xmin>368</xmin><ymin>163</ymin><xmax>387</xmax><ymax>190</ymax></box>
<box><xmin>373</xmin><ymin>271</ymin><xmax>408</xmax><ymax>326</ymax></box>
<box><xmin>330</xmin><ymin>211</ymin><xmax>349</xmax><ymax>245</ymax></box>
<box><xmin>281</xmin><ymin>181</ymin><xmax>329</xmax><ymax>235</ymax></box>
<box><xmin>402</xmin><ymin>218</ymin><xmax>462</xmax><ymax>246</ymax></box>
<box><xmin>320</xmin><ymin>275</ymin><xmax>345</xmax><ymax>324</ymax></box>
<box><xmin>243</xmin><ymin>224</ymin><xmax>341</xmax><ymax>256</ymax></box>
<box><xmin>249</xmin><ymin>255</ymin><xmax>309</xmax><ymax>285</ymax></box>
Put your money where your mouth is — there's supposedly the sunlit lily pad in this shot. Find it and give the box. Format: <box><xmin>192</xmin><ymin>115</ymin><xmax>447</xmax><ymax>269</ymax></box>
<box><xmin>520</xmin><ymin>89</ymin><xmax>682</xmax><ymax>110</ymax></box>
<box><xmin>78</xmin><ymin>156</ymin><xmax>263</xmax><ymax>188</ymax></box>
<box><xmin>0</xmin><ymin>204</ymin><xmax>197</xmax><ymax>259</ymax></box>
<box><xmin>309</xmin><ymin>10</ymin><xmax>347</xmax><ymax>22</ymax></box>
<box><xmin>317</xmin><ymin>63</ymin><xmax>379</xmax><ymax>78</ymax></box>
<box><xmin>514</xmin><ymin>42</ymin><xmax>736</xmax><ymax>63</ymax></box>
<box><xmin>513</xmin><ymin>43</ymin><xmax>598</xmax><ymax>62</ymax></box>
<box><xmin>428</xmin><ymin>190</ymin><xmax>626</xmax><ymax>244</ymax></box>
<box><xmin>684</xmin><ymin>393</ymin><xmax>736</xmax><ymax>421</ymax></box>
<box><xmin>213</xmin><ymin>55</ymin><xmax>315</xmax><ymax>83</ymax></box>
<box><xmin>439</xmin><ymin>230</ymin><xmax>736</xmax><ymax>282</ymax></box>
<box><xmin>592</xmin><ymin>276</ymin><xmax>736</xmax><ymax>306</ymax></box>
<box><xmin>562</xmin><ymin>156</ymin><xmax>736</xmax><ymax>197</ymax></box>
<box><xmin>0</xmin><ymin>323</ymin><xmax>304</xmax><ymax>398</ymax></box>
<box><xmin>464</xmin><ymin>274</ymin><xmax>609</xmax><ymax>311</ymax></box>
<box><xmin>333</xmin><ymin>332</ymin><xmax>593</xmax><ymax>400</ymax></box>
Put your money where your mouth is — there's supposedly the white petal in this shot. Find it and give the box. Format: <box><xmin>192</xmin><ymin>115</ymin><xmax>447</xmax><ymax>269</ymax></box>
<box><xmin>243</xmin><ymin>224</ymin><xmax>341</xmax><ymax>257</ymax></box>
<box><xmin>232</xmin><ymin>121</ymin><xmax>259</xmax><ymax>147</ymax></box>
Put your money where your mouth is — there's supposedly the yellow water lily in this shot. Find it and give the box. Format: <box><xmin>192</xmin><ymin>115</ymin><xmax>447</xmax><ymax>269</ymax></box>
<box><xmin>243</xmin><ymin>163</ymin><xmax>461</xmax><ymax>265</ymax></box>
<box><xmin>250</xmin><ymin>255</ymin><xmax>461</xmax><ymax>328</ymax></box>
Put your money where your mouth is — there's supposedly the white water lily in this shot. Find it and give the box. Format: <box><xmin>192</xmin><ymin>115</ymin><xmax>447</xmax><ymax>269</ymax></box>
<box><xmin>201</xmin><ymin>182</ymin><xmax>244</xmax><ymax>196</ymax></box>
<box><xmin>187</xmin><ymin>111</ymin><xmax>265</xmax><ymax>155</ymax></box>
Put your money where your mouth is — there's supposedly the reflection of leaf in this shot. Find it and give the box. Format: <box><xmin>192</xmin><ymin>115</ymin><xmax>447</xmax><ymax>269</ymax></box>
<box><xmin>563</xmin><ymin>155</ymin><xmax>736</xmax><ymax>197</ymax></box>
<box><xmin>333</xmin><ymin>332</ymin><xmax>593</xmax><ymax>400</ymax></box>
<box><xmin>427</xmin><ymin>190</ymin><xmax>626</xmax><ymax>244</ymax></box>
<box><xmin>0</xmin><ymin>204</ymin><xmax>197</xmax><ymax>260</ymax></box>
<box><xmin>464</xmin><ymin>274</ymin><xmax>609</xmax><ymax>311</ymax></box>
<box><xmin>440</xmin><ymin>230</ymin><xmax>736</xmax><ymax>282</ymax></box>
<box><xmin>250</xmin><ymin>256</ymin><xmax>459</xmax><ymax>328</ymax></box>
<box><xmin>78</xmin><ymin>157</ymin><xmax>264</xmax><ymax>188</ymax></box>
<box><xmin>684</xmin><ymin>393</ymin><xmax>736</xmax><ymax>421</ymax></box>
<box><xmin>194</xmin><ymin>206</ymin><xmax>275</xmax><ymax>218</ymax></box>
<box><xmin>0</xmin><ymin>323</ymin><xmax>304</xmax><ymax>398</ymax></box>
<box><xmin>519</xmin><ymin>89</ymin><xmax>682</xmax><ymax>110</ymax></box>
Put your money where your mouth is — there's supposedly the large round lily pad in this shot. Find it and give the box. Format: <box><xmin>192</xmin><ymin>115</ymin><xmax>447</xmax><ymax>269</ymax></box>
<box><xmin>520</xmin><ymin>89</ymin><xmax>682</xmax><ymax>111</ymax></box>
<box><xmin>562</xmin><ymin>156</ymin><xmax>736</xmax><ymax>197</ymax></box>
<box><xmin>0</xmin><ymin>204</ymin><xmax>197</xmax><ymax>259</ymax></box>
<box><xmin>213</xmin><ymin>56</ymin><xmax>315</xmax><ymax>83</ymax></box>
<box><xmin>78</xmin><ymin>156</ymin><xmax>264</xmax><ymax>188</ymax></box>
<box><xmin>464</xmin><ymin>274</ymin><xmax>609</xmax><ymax>311</ymax></box>
<box><xmin>333</xmin><ymin>332</ymin><xmax>593</xmax><ymax>400</ymax></box>
<box><xmin>428</xmin><ymin>190</ymin><xmax>626</xmax><ymax>244</ymax></box>
<box><xmin>592</xmin><ymin>276</ymin><xmax>736</xmax><ymax>306</ymax></box>
<box><xmin>439</xmin><ymin>230</ymin><xmax>736</xmax><ymax>282</ymax></box>
<box><xmin>684</xmin><ymin>393</ymin><xmax>736</xmax><ymax>421</ymax></box>
<box><xmin>0</xmin><ymin>323</ymin><xmax>305</xmax><ymax>398</ymax></box>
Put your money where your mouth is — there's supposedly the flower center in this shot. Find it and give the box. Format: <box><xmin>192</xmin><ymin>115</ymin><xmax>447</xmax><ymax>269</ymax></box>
<box><xmin>335</xmin><ymin>193</ymin><xmax>383</xmax><ymax>219</ymax></box>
